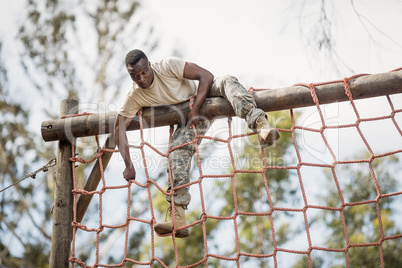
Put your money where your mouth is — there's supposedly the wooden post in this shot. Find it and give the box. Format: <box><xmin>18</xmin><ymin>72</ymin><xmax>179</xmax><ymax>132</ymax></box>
<box><xmin>49</xmin><ymin>99</ymin><xmax>78</xmax><ymax>268</ymax></box>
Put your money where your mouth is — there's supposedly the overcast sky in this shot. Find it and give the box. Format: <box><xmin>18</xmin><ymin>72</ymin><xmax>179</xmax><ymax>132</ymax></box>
<box><xmin>1</xmin><ymin>0</ymin><xmax>401</xmax><ymax>105</ymax></box>
<box><xmin>143</xmin><ymin>0</ymin><xmax>402</xmax><ymax>85</ymax></box>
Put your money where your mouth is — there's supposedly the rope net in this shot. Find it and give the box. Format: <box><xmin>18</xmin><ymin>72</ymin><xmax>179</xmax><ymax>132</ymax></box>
<box><xmin>67</xmin><ymin>70</ymin><xmax>402</xmax><ymax>267</ymax></box>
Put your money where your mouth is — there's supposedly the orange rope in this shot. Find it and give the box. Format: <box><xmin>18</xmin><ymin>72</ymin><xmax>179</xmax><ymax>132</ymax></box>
<box><xmin>67</xmin><ymin>68</ymin><xmax>402</xmax><ymax>267</ymax></box>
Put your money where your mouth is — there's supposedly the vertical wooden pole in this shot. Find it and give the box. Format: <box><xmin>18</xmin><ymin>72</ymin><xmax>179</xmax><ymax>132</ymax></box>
<box><xmin>50</xmin><ymin>99</ymin><xmax>78</xmax><ymax>268</ymax></box>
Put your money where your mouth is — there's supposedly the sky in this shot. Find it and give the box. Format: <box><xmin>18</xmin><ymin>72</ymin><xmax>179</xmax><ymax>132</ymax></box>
<box><xmin>1</xmin><ymin>0</ymin><xmax>402</xmax><ymax>266</ymax></box>
<box><xmin>1</xmin><ymin>0</ymin><xmax>402</xmax><ymax>125</ymax></box>
<box><xmin>143</xmin><ymin>0</ymin><xmax>402</xmax><ymax>85</ymax></box>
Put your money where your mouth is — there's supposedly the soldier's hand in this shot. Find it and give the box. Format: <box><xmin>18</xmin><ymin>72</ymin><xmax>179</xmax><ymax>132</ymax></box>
<box><xmin>187</xmin><ymin>109</ymin><xmax>200</xmax><ymax>128</ymax></box>
<box><xmin>123</xmin><ymin>164</ymin><xmax>136</xmax><ymax>182</ymax></box>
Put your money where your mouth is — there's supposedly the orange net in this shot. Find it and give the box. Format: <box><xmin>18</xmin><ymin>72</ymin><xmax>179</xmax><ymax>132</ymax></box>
<box><xmin>67</xmin><ymin>70</ymin><xmax>402</xmax><ymax>267</ymax></box>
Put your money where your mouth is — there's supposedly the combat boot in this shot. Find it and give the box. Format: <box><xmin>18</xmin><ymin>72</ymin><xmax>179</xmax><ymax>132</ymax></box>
<box><xmin>255</xmin><ymin>114</ymin><xmax>280</xmax><ymax>148</ymax></box>
<box><xmin>154</xmin><ymin>204</ymin><xmax>189</xmax><ymax>238</ymax></box>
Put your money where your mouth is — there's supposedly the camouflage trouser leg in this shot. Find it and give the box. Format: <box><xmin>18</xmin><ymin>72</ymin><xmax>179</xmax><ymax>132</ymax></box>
<box><xmin>209</xmin><ymin>75</ymin><xmax>266</xmax><ymax>130</ymax></box>
<box><xmin>167</xmin><ymin>75</ymin><xmax>263</xmax><ymax>206</ymax></box>
<box><xmin>166</xmin><ymin>119</ymin><xmax>212</xmax><ymax>207</ymax></box>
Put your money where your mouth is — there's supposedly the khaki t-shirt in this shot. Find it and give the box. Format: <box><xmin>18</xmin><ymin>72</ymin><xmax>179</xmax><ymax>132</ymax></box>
<box><xmin>118</xmin><ymin>57</ymin><xmax>197</xmax><ymax>118</ymax></box>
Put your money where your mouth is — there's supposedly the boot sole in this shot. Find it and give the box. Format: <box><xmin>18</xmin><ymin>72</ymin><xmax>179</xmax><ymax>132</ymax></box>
<box><xmin>259</xmin><ymin>128</ymin><xmax>280</xmax><ymax>148</ymax></box>
<box><xmin>154</xmin><ymin>226</ymin><xmax>190</xmax><ymax>238</ymax></box>
<box><xmin>154</xmin><ymin>225</ymin><xmax>172</xmax><ymax>235</ymax></box>
<box><xmin>175</xmin><ymin>229</ymin><xmax>189</xmax><ymax>238</ymax></box>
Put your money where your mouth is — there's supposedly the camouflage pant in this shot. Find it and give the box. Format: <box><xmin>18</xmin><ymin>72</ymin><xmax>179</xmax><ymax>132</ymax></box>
<box><xmin>166</xmin><ymin>75</ymin><xmax>266</xmax><ymax>207</ymax></box>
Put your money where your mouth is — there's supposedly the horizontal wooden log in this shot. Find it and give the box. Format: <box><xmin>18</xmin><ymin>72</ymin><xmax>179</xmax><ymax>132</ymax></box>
<box><xmin>41</xmin><ymin>70</ymin><xmax>402</xmax><ymax>142</ymax></box>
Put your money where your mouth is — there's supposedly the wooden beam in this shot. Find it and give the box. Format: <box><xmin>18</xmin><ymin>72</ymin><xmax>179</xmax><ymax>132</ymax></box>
<box><xmin>75</xmin><ymin>134</ymin><xmax>115</xmax><ymax>223</ymax></box>
<box><xmin>41</xmin><ymin>70</ymin><xmax>402</xmax><ymax>142</ymax></box>
<box><xmin>49</xmin><ymin>99</ymin><xmax>78</xmax><ymax>268</ymax></box>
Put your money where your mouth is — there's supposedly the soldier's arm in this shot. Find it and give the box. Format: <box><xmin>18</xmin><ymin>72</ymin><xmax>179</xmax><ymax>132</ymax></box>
<box><xmin>183</xmin><ymin>62</ymin><xmax>214</xmax><ymax>126</ymax></box>
<box><xmin>114</xmin><ymin>114</ymin><xmax>136</xmax><ymax>181</ymax></box>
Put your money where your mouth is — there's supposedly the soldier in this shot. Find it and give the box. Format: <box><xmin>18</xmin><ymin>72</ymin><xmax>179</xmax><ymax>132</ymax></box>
<box><xmin>114</xmin><ymin>49</ymin><xmax>280</xmax><ymax>238</ymax></box>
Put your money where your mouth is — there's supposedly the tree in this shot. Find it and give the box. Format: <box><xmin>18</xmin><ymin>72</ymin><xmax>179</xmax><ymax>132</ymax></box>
<box><xmin>0</xmin><ymin>0</ymin><xmax>156</xmax><ymax>264</ymax></box>
<box><xmin>292</xmin><ymin>0</ymin><xmax>402</xmax><ymax>75</ymax></box>
<box><xmin>293</xmin><ymin>153</ymin><xmax>402</xmax><ymax>267</ymax></box>
<box><xmin>18</xmin><ymin>0</ymin><xmax>156</xmax><ymax>107</ymax></box>
<box><xmin>0</xmin><ymin>41</ymin><xmax>50</xmax><ymax>267</ymax></box>
<box><xmin>17</xmin><ymin>0</ymin><xmax>156</xmax><ymax>190</ymax></box>
<box><xmin>210</xmin><ymin>110</ymin><xmax>296</xmax><ymax>267</ymax></box>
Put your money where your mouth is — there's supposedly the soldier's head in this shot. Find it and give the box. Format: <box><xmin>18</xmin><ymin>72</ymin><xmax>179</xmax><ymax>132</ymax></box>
<box><xmin>125</xmin><ymin>49</ymin><xmax>154</xmax><ymax>89</ymax></box>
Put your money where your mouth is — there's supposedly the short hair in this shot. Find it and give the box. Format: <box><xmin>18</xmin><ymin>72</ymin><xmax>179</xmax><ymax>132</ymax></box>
<box><xmin>125</xmin><ymin>49</ymin><xmax>148</xmax><ymax>66</ymax></box>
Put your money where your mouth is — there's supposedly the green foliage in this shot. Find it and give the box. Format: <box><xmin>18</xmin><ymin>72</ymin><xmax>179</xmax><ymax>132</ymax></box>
<box><xmin>22</xmin><ymin>243</ymin><xmax>50</xmax><ymax>268</ymax></box>
<box><xmin>305</xmin><ymin>154</ymin><xmax>402</xmax><ymax>267</ymax></box>
<box><xmin>18</xmin><ymin>0</ymin><xmax>154</xmax><ymax>106</ymax></box>
<box><xmin>1</xmin><ymin>0</ymin><xmax>156</xmax><ymax>265</ymax></box>
<box><xmin>292</xmin><ymin>255</ymin><xmax>324</xmax><ymax>268</ymax></box>
<box><xmin>19</xmin><ymin>0</ymin><xmax>78</xmax><ymax>99</ymax></box>
<box><xmin>150</xmin><ymin>188</ymin><xmax>220</xmax><ymax>267</ymax></box>
<box><xmin>212</xmin><ymin>111</ymin><xmax>296</xmax><ymax>267</ymax></box>
<box><xmin>0</xmin><ymin>41</ymin><xmax>51</xmax><ymax>267</ymax></box>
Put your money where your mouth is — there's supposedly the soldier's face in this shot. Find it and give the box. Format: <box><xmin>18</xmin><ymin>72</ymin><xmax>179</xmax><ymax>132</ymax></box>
<box><xmin>127</xmin><ymin>58</ymin><xmax>154</xmax><ymax>89</ymax></box>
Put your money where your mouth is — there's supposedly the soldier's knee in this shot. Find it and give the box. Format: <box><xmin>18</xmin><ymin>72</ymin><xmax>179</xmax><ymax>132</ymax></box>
<box><xmin>220</xmin><ymin>74</ymin><xmax>239</xmax><ymax>85</ymax></box>
<box><xmin>168</xmin><ymin>146</ymin><xmax>196</xmax><ymax>162</ymax></box>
